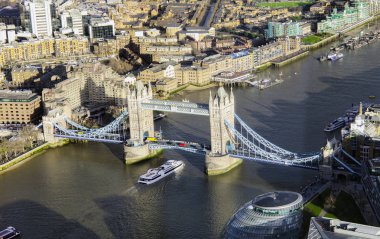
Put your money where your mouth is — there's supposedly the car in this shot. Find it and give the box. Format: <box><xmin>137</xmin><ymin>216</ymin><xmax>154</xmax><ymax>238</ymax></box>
<box><xmin>178</xmin><ymin>143</ymin><xmax>186</xmax><ymax>147</ymax></box>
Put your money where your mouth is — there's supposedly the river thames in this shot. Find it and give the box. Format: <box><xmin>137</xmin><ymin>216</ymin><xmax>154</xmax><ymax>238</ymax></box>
<box><xmin>1</xmin><ymin>31</ymin><xmax>380</xmax><ymax>238</ymax></box>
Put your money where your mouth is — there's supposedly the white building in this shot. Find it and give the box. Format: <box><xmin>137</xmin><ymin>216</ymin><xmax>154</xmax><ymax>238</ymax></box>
<box><xmin>0</xmin><ymin>23</ymin><xmax>7</xmax><ymax>43</ymax></box>
<box><xmin>6</xmin><ymin>25</ymin><xmax>16</xmax><ymax>43</ymax></box>
<box><xmin>60</xmin><ymin>9</ymin><xmax>84</xmax><ymax>35</ymax></box>
<box><xmin>29</xmin><ymin>0</ymin><xmax>53</xmax><ymax>38</ymax></box>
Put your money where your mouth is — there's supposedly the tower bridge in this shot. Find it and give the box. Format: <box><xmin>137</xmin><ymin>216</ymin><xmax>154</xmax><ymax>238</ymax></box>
<box><xmin>42</xmin><ymin>81</ymin><xmax>321</xmax><ymax>175</ymax></box>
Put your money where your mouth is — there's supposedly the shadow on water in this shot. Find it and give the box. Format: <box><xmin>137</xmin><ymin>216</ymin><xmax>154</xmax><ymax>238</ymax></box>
<box><xmin>103</xmin><ymin>143</ymin><xmax>125</xmax><ymax>163</ymax></box>
<box><xmin>0</xmin><ymin>200</ymin><xmax>99</xmax><ymax>239</ymax></box>
<box><xmin>94</xmin><ymin>172</ymin><xmax>265</xmax><ymax>239</ymax></box>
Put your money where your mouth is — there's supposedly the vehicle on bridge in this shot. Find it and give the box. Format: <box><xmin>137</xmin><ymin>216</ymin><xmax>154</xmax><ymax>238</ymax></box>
<box><xmin>145</xmin><ymin>137</ymin><xmax>157</xmax><ymax>142</ymax></box>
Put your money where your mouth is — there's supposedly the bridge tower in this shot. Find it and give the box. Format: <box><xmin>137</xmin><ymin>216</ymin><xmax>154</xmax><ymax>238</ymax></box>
<box><xmin>127</xmin><ymin>81</ymin><xmax>154</xmax><ymax>144</ymax></box>
<box><xmin>206</xmin><ymin>87</ymin><xmax>242</xmax><ymax>175</ymax></box>
<box><xmin>209</xmin><ymin>87</ymin><xmax>235</xmax><ymax>154</ymax></box>
<box><xmin>124</xmin><ymin>81</ymin><xmax>160</xmax><ymax>164</ymax></box>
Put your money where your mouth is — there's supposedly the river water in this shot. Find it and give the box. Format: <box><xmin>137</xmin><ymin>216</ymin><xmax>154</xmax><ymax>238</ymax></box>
<box><xmin>1</xmin><ymin>30</ymin><xmax>380</xmax><ymax>238</ymax></box>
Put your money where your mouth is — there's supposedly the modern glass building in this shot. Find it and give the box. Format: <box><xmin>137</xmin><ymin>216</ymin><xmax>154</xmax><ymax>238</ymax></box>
<box><xmin>223</xmin><ymin>191</ymin><xmax>303</xmax><ymax>239</ymax></box>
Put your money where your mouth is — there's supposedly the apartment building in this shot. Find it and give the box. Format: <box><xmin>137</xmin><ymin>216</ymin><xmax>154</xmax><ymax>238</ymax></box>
<box><xmin>318</xmin><ymin>1</ymin><xmax>370</xmax><ymax>33</ymax></box>
<box><xmin>0</xmin><ymin>36</ymin><xmax>92</xmax><ymax>67</ymax></box>
<box><xmin>11</xmin><ymin>65</ymin><xmax>41</xmax><ymax>87</ymax></box>
<box><xmin>54</xmin><ymin>36</ymin><xmax>89</xmax><ymax>57</ymax></box>
<box><xmin>138</xmin><ymin>61</ymin><xmax>179</xmax><ymax>83</ymax></box>
<box><xmin>42</xmin><ymin>63</ymin><xmax>129</xmax><ymax>118</ymax></box>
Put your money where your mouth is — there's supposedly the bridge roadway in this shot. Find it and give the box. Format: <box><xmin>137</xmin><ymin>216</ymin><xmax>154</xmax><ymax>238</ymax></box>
<box><xmin>141</xmin><ymin>99</ymin><xmax>210</xmax><ymax>116</ymax></box>
<box><xmin>147</xmin><ymin>139</ymin><xmax>209</xmax><ymax>154</ymax></box>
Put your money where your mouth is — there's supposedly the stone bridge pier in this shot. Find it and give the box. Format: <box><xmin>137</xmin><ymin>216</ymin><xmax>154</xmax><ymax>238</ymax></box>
<box><xmin>206</xmin><ymin>87</ymin><xmax>242</xmax><ymax>175</ymax></box>
<box><xmin>124</xmin><ymin>81</ymin><xmax>162</xmax><ymax>164</ymax></box>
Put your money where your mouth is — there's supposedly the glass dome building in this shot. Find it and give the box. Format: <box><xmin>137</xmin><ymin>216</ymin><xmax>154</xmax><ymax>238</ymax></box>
<box><xmin>223</xmin><ymin>191</ymin><xmax>303</xmax><ymax>239</ymax></box>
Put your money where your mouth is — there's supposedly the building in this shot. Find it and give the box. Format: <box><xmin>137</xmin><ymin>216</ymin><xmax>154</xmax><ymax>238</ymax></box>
<box><xmin>54</xmin><ymin>36</ymin><xmax>89</xmax><ymax>57</ymax></box>
<box><xmin>307</xmin><ymin>217</ymin><xmax>380</xmax><ymax>238</ymax></box>
<box><xmin>28</xmin><ymin>0</ymin><xmax>53</xmax><ymax>38</ymax></box>
<box><xmin>178</xmin><ymin>26</ymin><xmax>216</xmax><ymax>41</ymax></box>
<box><xmin>253</xmin><ymin>37</ymin><xmax>301</xmax><ymax>66</ymax></box>
<box><xmin>364</xmin><ymin>0</ymin><xmax>380</xmax><ymax>15</ymax></box>
<box><xmin>42</xmin><ymin>63</ymin><xmax>129</xmax><ymax>119</ymax></box>
<box><xmin>42</xmin><ymin>76</ymin><xmax>85</xmax><ymax>116</ymax></box>
<box><xmin>92</xmin><ymin>34</ymin><xmax>130</xmax><ymax>57</ymax></box>
<box><xmin>224</xmin><ymin>191</ymin><xmax>304</xmax><ymax>239</ymax></box>
<box><xmin>60</xmin><ymin>9</ymin><xmax>84</xmax><ymax>35</ymax></box>
<box><xmin>11</xmin><ymin>65</ymin><xmax>41</xmax><ymax>87</ymax></box>
<box><xmin>362</xmin><ymin>157</ymin><xmax>380</xmax><ymax>223</ymax></box>
<box><xmin>0</xmin><ymin>38</ymin><xmax>55</xmax><ymax>67</ymax></box>
<box><xmin>176</xmin><ymin>65</ymin><xmax>210</xmax><ymax>86</ymax></box>
<box><xmin>0</xmin><ymin>90</ymin><xmax>41</xmax><ymax>125</ymax></box>
<box><xmin>138</xmin><ymin>61</ymin><xmax>179</xmax><ymax>84</ymax></box>
<box><xmin>318</xmin><ymin>1</ymin><xmax>370</xmax><ymax>34</ymax></box>
<box><xmin>0</xmin><ymin>36</ymin><xmax>92</xmax><ymax>67</ymax></box>
<box><xmin>88</xmin><ymin>18</ymin><xmax>115</xmax><ymax>40</ymax></box>
<box><xmin>266</xmin><ymin>21</ymin><xmax>311</xmax><ymax>39</ymax></box>
<box><xmin>156</xmin><ymin>77</ymin><xmax>178</xmax><ymax>93</ymax></box>
<box><xmin>6</xmin><ymin>24</ymin><xmax>16</xmax><ymax>43</ymax></box>
<box><xmin>0</xmin><ymin>6</ymin><xmax>21</xmax><ymax>27</ymax></box>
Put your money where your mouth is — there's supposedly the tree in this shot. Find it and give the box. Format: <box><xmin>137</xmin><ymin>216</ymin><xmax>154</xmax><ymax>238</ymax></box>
<box><xmin>19</xmin><ymin>125</ymin><xmax>39</xmax><ymax>148</ymax></box>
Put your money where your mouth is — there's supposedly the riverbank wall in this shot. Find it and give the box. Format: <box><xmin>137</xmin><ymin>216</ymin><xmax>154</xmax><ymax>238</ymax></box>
<box><xmin>0</xmin><ymin>139</ymin><xmax>70</xmax><ymax>173</ymax></box>
<box><xmin>272</xmin><ymin>51</ymin><xmax>310</xmax><ymax>67</ymax></box>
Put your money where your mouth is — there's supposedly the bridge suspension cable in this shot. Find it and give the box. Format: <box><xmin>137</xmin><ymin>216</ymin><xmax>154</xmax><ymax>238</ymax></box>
<box><xmin>225</xmin><ymin>116</ymin><xmax>321</xmax><ymax>168</ymax></box>
<box><xmin>234</xmin><ymin>114</ymin><xmax>295</xmax><ymax>156</ymax></box>
<box><xmin>52</xmin><ymin>110</ymin><xmax>129</xmax><ymax>143</ymax></box>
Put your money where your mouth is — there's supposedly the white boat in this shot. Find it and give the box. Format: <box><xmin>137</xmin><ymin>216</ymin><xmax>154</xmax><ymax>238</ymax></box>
<box><xmin>327</xmin><ymin>52</ymin><xmax>344</xmax><ymax>61</ymax></box>
<box><xmin>257</xmin><ymin>78</ymin><xmax>284</xmax><ymax>90</ymax></box>
<box><xmin>138</xmin><ymin>160</ymin><xmax>183</xmax><ymax>184</ymax></box>
<box><xmin>0</xmin><ymin>226</ymin><xmax>20</xmax><ymax>239</ymax></box>
<box><xmin>324</xmin><ymin>117</ymin><xmax>346</xmax><ymax>132</ymax></box>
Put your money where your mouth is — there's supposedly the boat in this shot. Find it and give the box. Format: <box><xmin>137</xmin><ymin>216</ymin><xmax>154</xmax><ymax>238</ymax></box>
<box><xmin>369</xmin><ymin>95</ymin><xmax>376</xmax><ymax>99</ymax></box>
<box><xmin>327</xmin><ymin>52</ymin><xmax>343</xmax><ymax>61</ymax></box>
<box><xmin>324</xmin><ymin>117</ymin><xmax>346</xmax><ymax>132</ymax></box>
<box><xmin>138</xmin><ymin>160</ymin><xmax>183</xmax><ymax>184</ymax></box>
<box><xmin>0</xmin><ymin>226</ymin><xmax>20</xmax><ymax>239</ymax></box>
<box><xmin>318</xmin><ymin>55</ymin><xmax>327</xmax><ymax>62</ymax></box>
<box><xmin>256</xmin><ymin>78</ymin><xmax>284</xmax><ymax>90</ymax></box>
<box><xmin>153</xmin><ymin>113</ymin><xmax>166</xmax><ymax>121</ymax></box>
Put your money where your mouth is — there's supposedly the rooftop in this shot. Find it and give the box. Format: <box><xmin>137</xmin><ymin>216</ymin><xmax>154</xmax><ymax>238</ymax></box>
<box><xmin>0</xmin><ymin>90</ymin><xmax>39</xmax><ymax>102</ymax></box>
<box><xmin>252</xmin><ymin>191</ymin><xmax>303</xmax><ymax>209</ymax></box>
<box><xmin>309</xmin><ymin>217</ymin><xmax>380</xmax><ymax>239</ymax></box>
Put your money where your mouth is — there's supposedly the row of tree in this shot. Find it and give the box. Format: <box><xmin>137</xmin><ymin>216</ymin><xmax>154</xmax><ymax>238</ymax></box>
<box><xmin>0</xmin><ymin>126</ymin><xmax>40</xmax><ymax>165</ymax></box>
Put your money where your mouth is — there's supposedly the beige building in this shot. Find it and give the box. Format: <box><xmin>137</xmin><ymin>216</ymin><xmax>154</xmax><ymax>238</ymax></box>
<box><xmin>138</xmin><ymin>61</ymin><xmax>179</xmax><ymax>83</ymax></box>
<box><xmin>42</xmin><ymin>63</ymin><xmax>129</xmax><ymax>119</ymax></box>
<box><xmin>0</xmin><ymin>36</ymin><xmax>93</xmax><ymax>67</ymax></box>
<box><xmin>92</xmin><ymin>34</ymin><xmax>130</xmax><ymax>57</ymax></box>
<box><xmin>176</xmin><ymin>65</ymin><xmax>210</xmax><ymax>86</ymax></box>
<box><xmin>11</xmin><ymin>65</ymin><xmax>41</xmax><ymax>87</ymax></box>
<box><xmin>42</xmin><ymin>77</ymin><xmax>85</xmax><ymax>116</ymax></box>
<box><xmin>0</xmin><ymin>90</ymin><xmax>41</xmax><ymax>125</ymax></box>
<box><xmin>156</xmin><ymin>77</ymin><xmax>178</xmax><ymax>93</ymax></box>
<box><xmin>54</xmin><ymin>36</ymin><xmax>90</xmax><ymax>57</ymax></box>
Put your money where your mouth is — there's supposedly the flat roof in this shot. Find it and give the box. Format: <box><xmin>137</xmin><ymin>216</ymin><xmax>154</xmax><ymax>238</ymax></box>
<box><xmin>311</xmin><ymin>217</ymin><xmax>380</xmax><ymax>238</ymax></box>
<box><xmin>0</xmin><ymin>90</ymin><xmax>39</xmax><ymax>102</ymax></box>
